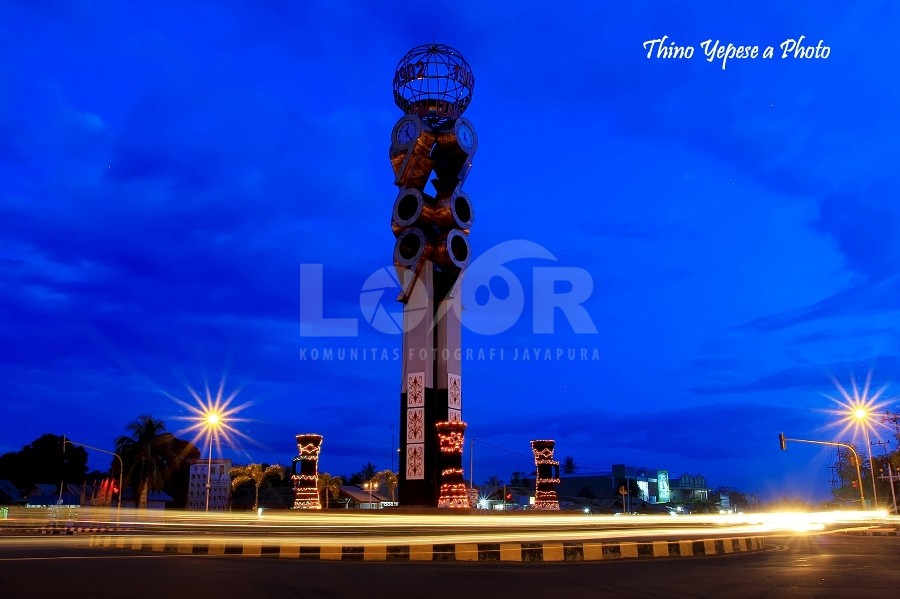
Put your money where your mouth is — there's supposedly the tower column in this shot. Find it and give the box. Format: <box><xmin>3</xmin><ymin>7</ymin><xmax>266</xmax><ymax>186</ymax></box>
<box><xmin>531</xmin><ymin>439</ymin><xmax>561</xmax><ymax>510</ymax></box>
<box><xmin>390</xmin><ymin>43</ymin><xmax>478</xmax><ymax>507</ymax></box>
<box><xmin>292</xmin><ymin>434</ymin><xmax>323</xmax><ymax>509</ymax></box>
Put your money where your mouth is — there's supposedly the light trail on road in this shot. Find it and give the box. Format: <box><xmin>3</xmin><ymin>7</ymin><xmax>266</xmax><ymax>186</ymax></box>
<box><xmin>3</xmin><ymin>507</ymin><xmax>895</xmax><ymax>547</ymax></box>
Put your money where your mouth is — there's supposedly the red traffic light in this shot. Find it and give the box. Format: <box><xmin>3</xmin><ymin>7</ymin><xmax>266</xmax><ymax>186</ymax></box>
<box><xmin>852</xmin><ymin>479</ymin><xmax>858</xmax><ymax>489</ymax></box>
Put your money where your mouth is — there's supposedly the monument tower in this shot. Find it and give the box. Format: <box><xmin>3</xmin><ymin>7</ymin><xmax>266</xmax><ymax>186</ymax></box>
<box><xmin>389</xmin><ymin>43</ymin><xmax>477</xmax><ymax>506</ymax></box>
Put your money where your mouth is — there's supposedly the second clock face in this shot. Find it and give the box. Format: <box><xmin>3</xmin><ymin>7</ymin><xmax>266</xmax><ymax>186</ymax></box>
<box><xmin>456</xmin><ymin>119</ymin><xmax>476</xmax><ymax>151</ymax></box>
<box><xmin>394</xmin><ymin>116</ymin><xmax>420</xmax><ymax>146</ymax></box>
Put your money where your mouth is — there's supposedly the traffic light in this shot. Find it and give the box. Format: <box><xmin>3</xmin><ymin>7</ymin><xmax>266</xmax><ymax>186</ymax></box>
<box><xmin>852</xmin><ymin>479</ymin><xmax>858</xmax><ymax>489</ymax></box>
<box><xmin>778</xmin><ymin>432</ymin><xmax>787</xmax><ymax>451</ymax></box>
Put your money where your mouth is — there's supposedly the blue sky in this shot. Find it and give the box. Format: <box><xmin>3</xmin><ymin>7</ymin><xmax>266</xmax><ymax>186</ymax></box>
<box><xmin>2</xmin><ymin>1</ymin><xmax>898</xmax><ymax>502</ymax></box>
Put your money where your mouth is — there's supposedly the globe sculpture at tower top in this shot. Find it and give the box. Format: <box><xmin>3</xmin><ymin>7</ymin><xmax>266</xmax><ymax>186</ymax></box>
<box><xmin>392</xmin><ymin>43</ymin><xmax>475</xmax><ymax>128</ymax></box>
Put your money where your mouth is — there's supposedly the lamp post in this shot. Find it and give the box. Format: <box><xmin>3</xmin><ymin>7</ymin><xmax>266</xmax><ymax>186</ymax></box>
<box><xmin>854</xmin><ymin>408</ymin><xmax>879</xmax><ymax>509</ymax></box>
<box><xmin>363</xmin><ymin>480</ymin><xmax>375</xmax><ymax>509</ymax></box>
<box><xmin>204</xmin><ymin>412</ymin><xmax>222</xmax><ymax>513</ymax></box>
<box><xmin>778</xmin><ymin>433</ymin><xmax>866</xmax><ymax>508</ymax></box>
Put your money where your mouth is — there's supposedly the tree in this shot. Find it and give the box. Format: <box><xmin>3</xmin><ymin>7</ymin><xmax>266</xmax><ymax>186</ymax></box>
<box><xmin>349</xmin><ymin>462</ymin><xmax>378</xmax><ymax>485</ymax></box>
<box><xmin>562</xmin><ymin>456</ymin><xmax>577</xmax><ymax>475</ymax></box>
<box><xmin>374</xmin><ymin>469</ymin><xmax>398</xmax><ymax>502</ymax></box>
<box><xmin>509</xmin><ymin>471</ymin><xmax>524</xmax><ymax>487</ymax></box>
<box><xmin>164</xmin><ymin>437</ymin><xmax>201</xmax><ymax>508</ymax></box>
<box><xmin>0</xmin><ymin>434</ymin><xmax>88</xmax><ymax>488</ymax></box>
<box><xmin>114</xmin><ymin>415</ymin><xmax>174</xmax><ymax>507</ymax></box>
<box><xmin>230</xmin><ymin>464</ymin><xmax>286</xmax><ymax>510</ymax></box>
<box><xmin>833</xmin><ymin>446</ymin><xmax>868</xmax><ymax>504</ymax></box>
<box><xmin>576</xmin><ymin>486</ymin><xmax>596</xmax><ymax>500</ymax></box>
<box><xmin>317</xmin><ymin>472</ymin><xmax>343</xmax><ymax>509</ymax></box>
<box><xmin>484</xmin><ymin>475</ymin><xmax>503</xmax><ymax>487</ymax></box>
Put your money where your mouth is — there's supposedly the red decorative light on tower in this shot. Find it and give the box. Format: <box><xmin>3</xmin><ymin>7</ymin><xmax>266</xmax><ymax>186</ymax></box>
<box><xmin>436</xmin><ymin>421</ymin><xmax>470</xmax><ymax>509</ymax></box>
<box><xmin>530</xmin><ymin>439</ymin><xmax>560</xmax><ymax>510</ymax></box>
<box><xmin>291</xmin><ymin>433</ymin><xmax>323</xmax><ymax>510</ymax></box>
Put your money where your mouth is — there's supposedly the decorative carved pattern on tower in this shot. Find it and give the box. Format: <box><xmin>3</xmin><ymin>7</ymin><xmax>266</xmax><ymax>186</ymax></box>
<box><xmin>291</xmin><ymin>434</ymin><xmax>323</xmax><ymax>509</ymax></box>
<box><xmin>391</xmin><ymin>43</ymin><xmax>477</xmax><ymax>506</ymax></box>
<box><xmin>436</xmin><ymin>420</ymin><xmax>470</xmax><ymax>509</ymax></box>
<box><xmin>531</xmin><ymin>439</ymin><xmax>561</xmax><ymax>510</ymax></box>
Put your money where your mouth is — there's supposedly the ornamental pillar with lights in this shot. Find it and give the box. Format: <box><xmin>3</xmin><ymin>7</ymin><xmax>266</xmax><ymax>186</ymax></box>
<box><xmin>291</xmin><ymin>434</ymin><xmax>323</xmax><ymax>509</ymax></box>
<box><xmin>390</xmin><ymin>43</ymin><xmax>477</xmax><ymax>507</ymax></box>
<box><xmin>436</xmin><ymin>421</ymin><xmax>470</xmax><ymax>508</ymax></box>
<box><xmin>531</xmin><ymin>440</ymin><xmax>561</xmax><ymax>510</ymax></box>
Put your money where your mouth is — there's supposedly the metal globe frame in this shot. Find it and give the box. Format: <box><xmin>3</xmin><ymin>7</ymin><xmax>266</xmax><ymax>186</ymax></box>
<box><xmin>393</xmin><ymin>43</ymin><xmax>475</xmax><ymax>128</ymax></box>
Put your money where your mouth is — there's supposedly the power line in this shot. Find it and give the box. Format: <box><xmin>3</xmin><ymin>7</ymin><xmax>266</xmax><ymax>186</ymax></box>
<box><xmin>472</xmin><ymin>438</ymin><xmax>531</xmax><ymax>460</ymax></box>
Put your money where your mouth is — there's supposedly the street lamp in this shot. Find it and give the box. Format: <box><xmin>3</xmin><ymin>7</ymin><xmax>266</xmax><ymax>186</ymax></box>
<box><xmin>363</xmin><ymin>479</ymin><xmax>377</xmax><ymax>509</ymax></box>
<box><xmin>204</xmin><ymin>412</ymin><xmax>223</xmax><ymax>513</ymax></box>
<box><xmin>853</xmin><ymin>408</ymin><xmax>879</xmax><ymax>509</ymax></box>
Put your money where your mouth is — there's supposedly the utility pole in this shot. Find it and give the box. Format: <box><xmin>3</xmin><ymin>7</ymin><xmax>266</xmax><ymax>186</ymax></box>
<box><xmin>827</xmin><ymin>464</ymin><xmax>839</xmax><ymax>493</ymax></box>
<box><xmin>872</xmin><ymin>440</ymin><xmax>897</xmax><ymax>513</ymax></box>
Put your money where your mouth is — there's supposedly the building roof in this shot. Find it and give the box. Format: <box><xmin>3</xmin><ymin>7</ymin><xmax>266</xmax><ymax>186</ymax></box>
<box><xmin>0</xmin><ymin>480</ymin><xmax>25</xmax><ymax>503</ymax></box>
<box><xmin>29</xmin><ymin>483</ymin><xmax>58</xmax><ymax>496</ymax></box>
<box><xmin>339</xmin><ymin>485</ymin><xmax>391</xmax><ymax>503</ymax></box>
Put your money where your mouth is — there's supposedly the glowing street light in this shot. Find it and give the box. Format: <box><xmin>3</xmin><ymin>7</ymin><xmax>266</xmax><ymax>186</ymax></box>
<box><xmin>853</xmin><ymin>408</ymin><xmax>879</xmax><ymax>509</ymax></box>
<box><xmin>825</xmin><ymin>373</ymin><xmax>891</xmax><ymax>509</ymax></box>
<box><xmin>170</xmin><ymin>377</ymin><xmax>255</xmax><ymax>513</ymax></box>
<box><xmin>201</xmin><ymin>411</ymin><xmax>226</xmax><ymax>512</ymax></box>
<box><xmin>363</xmin><ymin>479</ymin><xmax>377</xmax><ymax>509</ymax></box>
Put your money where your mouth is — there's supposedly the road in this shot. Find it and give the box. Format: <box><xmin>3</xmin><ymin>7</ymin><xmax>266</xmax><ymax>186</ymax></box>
<box><xmin>1</xmin><ymin>532</ymin><xmax>898</xmax><ymax>598</ymax></box>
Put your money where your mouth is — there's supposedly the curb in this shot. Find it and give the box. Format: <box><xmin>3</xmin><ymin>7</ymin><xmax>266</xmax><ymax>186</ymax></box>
<box><xmin>89</xmin><ymin>535</ymin><xmax>768</xmax><ymax>562</ymax></box>
<box><xmin>0</xmin><ymin>526</ymin><xmax>121</xmax><ymax>535</ymax></box>
<box><xmin>842</xmin><ymin>527</ymin><xmax>899</xmax><ymax>537</ymax></box>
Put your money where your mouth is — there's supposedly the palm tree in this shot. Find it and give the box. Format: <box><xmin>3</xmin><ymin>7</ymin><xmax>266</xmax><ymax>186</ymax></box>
<box><xmin>562</xmin><ymin>456</ymin><xmax>577</xmax><ymax>475</ymax></box>
<box><xmin>484</xmin><ymin>475</ymin><xmax>503</xmax><ymax>487</ymax></box>
<box><xmin>115</xmin><ymin>415</ymin><xmax>172</xmax><ymax>507</ymax></box>
<box><xmin>360</xmin><ymin>462</ymin><xmax>377</xmax><ymax>481</ymax></box>
<box><xmin>317</xmin><ymin>472</ymin><xmax>343</xmax><ymax>509</ymax></box>
<box><xmin>230</xmin><ymin>464</ymin><xmax>286</xmax><ymax>510</ymax></box>
<box><xmin>374</xmin><ymin>469</ymin><xmax>398</xmax><ymax>502</ymax></box>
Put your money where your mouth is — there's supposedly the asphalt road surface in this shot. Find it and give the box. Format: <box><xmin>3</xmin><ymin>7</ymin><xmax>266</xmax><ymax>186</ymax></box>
<box><xmin>1</xmin><ymin>532</ymin><xmax>898</xmax><ymax>598</ymax></box>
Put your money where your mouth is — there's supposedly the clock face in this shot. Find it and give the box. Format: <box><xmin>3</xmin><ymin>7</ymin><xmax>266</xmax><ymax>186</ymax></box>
<box><xmin>395</xmin><ymin>118</ymin><xmax>418</xmax><ymax>145</ymax></box>
<box><xmin>456</xmin><ymin>121</ymin><xmax>475</xmax><ymax>151</ymax></box>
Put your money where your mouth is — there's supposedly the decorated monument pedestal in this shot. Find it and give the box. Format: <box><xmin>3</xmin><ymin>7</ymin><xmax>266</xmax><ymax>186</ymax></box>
<box><xmin>390</xmin><ymin>43</ymin><xmax>477</xmax><ymax>507</ymax></box>
<box><xmin>531</xmin><ymin>440</ymin><xmax>561</xmax><ymax>510</ymax></box>
<box><xmin>291</xmin><ymin>433</ymin><xmax>323</xmax><ymax>510</ymax></box>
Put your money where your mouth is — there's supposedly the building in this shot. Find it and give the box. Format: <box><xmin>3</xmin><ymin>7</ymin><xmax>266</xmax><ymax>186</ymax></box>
<box><xmin>187</xmin><ymin>458</ymin><xmax>232</xmax><ymax>511</ymax></box>
<box><xmin>120</xmin><ymin>488</ymin><xmax>174</xmax><ymax>510</ymax></box>
<box><xmin>611</xmin><ymin>465</ymin><xmax>670</xmax><ymax>503</ymax></box>
<box><xmin>669</xmin><ymin>473</ymin><xmax>711</xmax><ymax>503</ymax></box>
<box><xmin>557</xmin><ymin>465</ymin><xmax>673</xmax><ymax>512</ymax></box>
<box><xmin>336</xmin><ymin>485</ymin><xmax>393</xmax><ymax>509</ymax></box>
